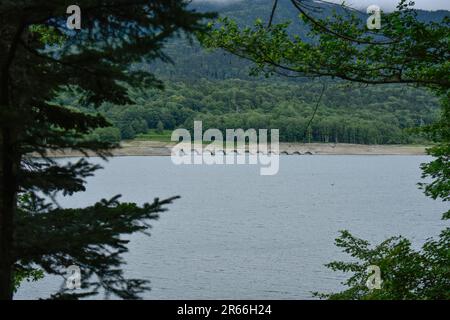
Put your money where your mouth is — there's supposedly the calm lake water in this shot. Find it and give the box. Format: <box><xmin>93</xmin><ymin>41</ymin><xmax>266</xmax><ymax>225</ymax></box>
<box><xmin>16</xmin><ymin>155</ymin><xmax>447</xmax><ymax>299</ymax></box>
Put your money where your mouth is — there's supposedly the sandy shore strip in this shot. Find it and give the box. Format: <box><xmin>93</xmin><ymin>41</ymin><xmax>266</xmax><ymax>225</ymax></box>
<box><xmin>37</xmin><ymin>141</ymin><xmax>429</xmax><ymax>157</ymax></box>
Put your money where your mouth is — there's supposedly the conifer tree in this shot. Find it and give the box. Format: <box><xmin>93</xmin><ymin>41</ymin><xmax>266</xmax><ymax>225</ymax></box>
<box><xmin>0</xmin><ymin>0</ymin><xmax>214</xmax><ymax>299</ymax></box>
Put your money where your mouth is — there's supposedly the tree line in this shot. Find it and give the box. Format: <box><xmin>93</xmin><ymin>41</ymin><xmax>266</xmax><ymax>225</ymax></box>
<box><xmin>56</xmin><ymin>79</ymin><xmax>439</xmax><ymax>145</ymax></box>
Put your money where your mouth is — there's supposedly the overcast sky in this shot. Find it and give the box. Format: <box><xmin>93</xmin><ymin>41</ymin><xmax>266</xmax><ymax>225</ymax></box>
<box><xmin>326</xmin><ymin>0</ymin><xmax>450</xmax><ymax>11</ymax></box>
<box><xmin>193</xmin><ymin>0</ymin><xmax>450</xmax><ymax>11</ymax></box>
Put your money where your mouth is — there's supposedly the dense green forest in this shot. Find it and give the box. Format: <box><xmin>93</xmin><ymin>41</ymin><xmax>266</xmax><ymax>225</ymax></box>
<box><xmin>56</xmin><ymin>79</ymin><xmax>439</xmax><ymax>145</ymax></box>
<box><xmin>54</xmin><ymin>0</ymin><xmax>446</xmax><ymax>146</ymax></box>
<box><xmin>147</xmin><ymin>0</ymin><xmax>449</xmax><ymax>81</ymax></box>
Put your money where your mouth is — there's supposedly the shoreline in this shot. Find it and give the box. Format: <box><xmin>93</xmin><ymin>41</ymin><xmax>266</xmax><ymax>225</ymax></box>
<box><xmin>39</xmin><ymin>141</ymin><xmax>430</xmax><ymax>157</ymax></box>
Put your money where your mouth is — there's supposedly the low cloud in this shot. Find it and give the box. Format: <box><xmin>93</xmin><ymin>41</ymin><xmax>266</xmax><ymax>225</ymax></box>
<box><xmin>192</xmin><ymin>0</ymin><xmax>243</xmax><ymax>4</ymax></box>
<box><xmin>193</xmin><ymin>0</ymin><xmax>450</xmax><ymax>11</ymax></box>
<box><xmin>321</xmin><ymin>0</ymin><xmax>449</xmax><ymax>11</ymax></box>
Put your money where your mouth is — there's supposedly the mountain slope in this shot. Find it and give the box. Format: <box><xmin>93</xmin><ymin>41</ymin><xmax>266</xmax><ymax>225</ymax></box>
<box><xmin>148</xmin><ymin>0</ymin><xmax>449</xmax><ymax>80</ymax></box>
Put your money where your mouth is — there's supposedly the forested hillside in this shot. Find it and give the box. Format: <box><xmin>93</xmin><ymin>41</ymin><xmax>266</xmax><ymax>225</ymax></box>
<box><xmin>68</xmin><ymin>0</ymin><xmax>447</xmax><ymax>145</ymax></box>
<box><xmin>148</xmin><ymin>0</ymin><xmax>449</xmax><ymax>80</ymax></box>
<box><xmin>58</xmin><ymin>80</ymin><xmax>439</xmax><ymax>145</ymax></box>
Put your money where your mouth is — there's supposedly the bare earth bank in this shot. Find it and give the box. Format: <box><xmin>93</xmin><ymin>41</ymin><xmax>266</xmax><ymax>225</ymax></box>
<box><xmin>39</xmin><ymin>141</ymin><xmax>429</xmax><ymax>157</ymax></box>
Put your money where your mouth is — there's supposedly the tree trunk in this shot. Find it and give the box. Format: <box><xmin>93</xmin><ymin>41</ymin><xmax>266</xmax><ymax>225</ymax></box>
<box><xmin>0</xmin><ymin>20</ymin><xmax>25</xmax><ymax>300</ymax></box>
<box><xmin>0</xmin><ymin>127</ymin><xmax>18</xmax><ymax>300</ymax></box>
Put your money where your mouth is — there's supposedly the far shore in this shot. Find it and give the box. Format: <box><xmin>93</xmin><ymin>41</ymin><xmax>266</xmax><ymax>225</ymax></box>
<box><xmin>38</xmin><ymin>141</ymin><xmax>430</xmax><ymax>158</ymax></box>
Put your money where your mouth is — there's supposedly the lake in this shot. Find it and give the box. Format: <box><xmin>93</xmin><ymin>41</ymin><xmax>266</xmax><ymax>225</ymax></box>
<box><xmin>15</xmin><ymin>155</ymin><xmax>447</xmax><ymax>299</ymax></box>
